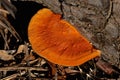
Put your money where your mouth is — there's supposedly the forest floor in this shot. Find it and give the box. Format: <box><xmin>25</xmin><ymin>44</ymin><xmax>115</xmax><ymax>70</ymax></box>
<box><xmin>0</xmin><ymin>0</ymin><xmax>120</xmax><ymax>80</ymax></box>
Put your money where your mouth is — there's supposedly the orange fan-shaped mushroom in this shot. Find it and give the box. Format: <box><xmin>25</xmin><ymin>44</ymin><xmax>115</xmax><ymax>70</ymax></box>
<box><xmin>28</xmin><ymin>8</ymin><xmax>100</xmax><ymax>66</ymax></box>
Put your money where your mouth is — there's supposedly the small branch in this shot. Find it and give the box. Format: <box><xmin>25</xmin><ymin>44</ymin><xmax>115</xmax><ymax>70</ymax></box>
<box><xmin>0</xmin><ymin>66</ymin><xmax>48</xmax><ymax>71</ymax></box>
<box><xmin>1</xmin><ymin>71</ymin><xmax>26</xmax><ymax>80</ymax></box>
<box><xmin>96</xmin><ymin>59</ymin><xmax>120</xmax><ymax>75</ymax></box>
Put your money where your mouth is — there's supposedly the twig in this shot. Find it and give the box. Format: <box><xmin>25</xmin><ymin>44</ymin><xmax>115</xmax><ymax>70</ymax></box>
<box><xmin>0</xmin><ymin>8</ymin><xmax>9</xmax><ymax>14</ymax></box>
<box><xmin>96</xmin><ymin>59</ymin><xmax>115</xmax><ymax>74</ymax></box>
<box><xmin>0</xmin><ymin>29</ymin><xmax>9</xmax><ymax>49</ymax></box>
<box><xmin>0</xmin><ymin>15</ymin><xmax>21</xmax><ymax>42</ymax></box>
<box><xmin>1</xmin><ymin>71</ymin><xmax>26</xmax><ymax>80</ymax></box>
<box><xmin>0</xmin><ymin>66</ymin><xmax>48</xmax><ymax>71</ymax></box>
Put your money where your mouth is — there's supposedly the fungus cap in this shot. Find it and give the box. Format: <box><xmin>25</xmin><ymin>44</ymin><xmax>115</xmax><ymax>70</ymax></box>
<box><xmin>28</xmin><ymin>8</ymin><xmax>100</xmax><ymax>66</ymax></box>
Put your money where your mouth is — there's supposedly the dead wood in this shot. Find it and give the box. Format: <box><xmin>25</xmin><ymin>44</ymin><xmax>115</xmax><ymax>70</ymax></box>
<box><xmin>0</xmin><ymin>0</ymin><xmax>120</xmax><ymax>79</ymax></box>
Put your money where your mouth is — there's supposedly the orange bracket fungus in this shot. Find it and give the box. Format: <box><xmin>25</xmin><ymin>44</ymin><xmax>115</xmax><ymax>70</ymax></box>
<box><xmin>28</xmin><ymin>8</ymin><xmax>101</xmax><ymax>66</ymax></box>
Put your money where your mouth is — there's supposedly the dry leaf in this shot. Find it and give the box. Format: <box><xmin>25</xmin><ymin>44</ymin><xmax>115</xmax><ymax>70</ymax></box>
<box><xmin>0</xmin><ymin>50</ymin><xmax>14</xmax><ymax>61</ymax></box>
<box><xmin>16</xmin><ymin>45</ymin><xmax>25</xmax><ymax>53</ymax></box>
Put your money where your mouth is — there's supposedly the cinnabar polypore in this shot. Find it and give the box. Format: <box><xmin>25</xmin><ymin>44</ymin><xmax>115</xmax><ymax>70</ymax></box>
<box><xmin>28</xmin><ymin>8</ymin><xmax>100</xmax><ymax>66</ymax></box>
